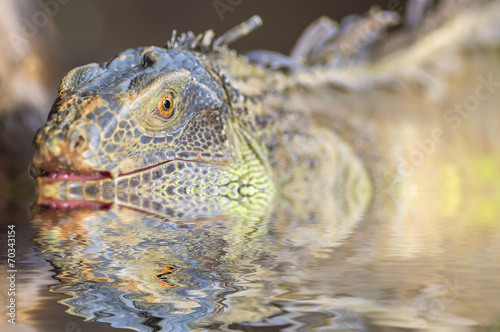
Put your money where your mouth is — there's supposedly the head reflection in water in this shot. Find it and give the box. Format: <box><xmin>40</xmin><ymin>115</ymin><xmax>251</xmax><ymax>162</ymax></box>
<box><xmin>31</xmin><ymin>196</ymin><xmax>500</xmax><ymax>331</ymax></box>
<box><xmin>30</xmin><ymin>199</ymin><xmax>366</xmax><ymax>331</ymax></box>
<box><xmin>32</xmin><ymin>207</ymin><xmax>233</xmax><ymax>329</ymax></box>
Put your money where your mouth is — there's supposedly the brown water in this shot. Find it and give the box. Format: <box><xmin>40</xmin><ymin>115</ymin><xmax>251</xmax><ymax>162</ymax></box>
<box><xmin>1</xmin><ymin>181</ymin><xmax>500</xmax><ymax>332</ymax></box>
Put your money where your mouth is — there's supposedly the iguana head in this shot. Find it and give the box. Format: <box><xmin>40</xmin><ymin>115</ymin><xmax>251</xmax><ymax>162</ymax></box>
<box><xmin>31</xmin><ymin>47</ymin><xmax>228</xmax><ymax>178</ymax></box>
<box><xmin>30</xmin><ymin>17</ymin><xmax>273</xmax><ymax>216</ymax></box>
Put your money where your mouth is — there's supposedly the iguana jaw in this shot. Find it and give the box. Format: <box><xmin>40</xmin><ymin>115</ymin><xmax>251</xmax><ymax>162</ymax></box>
<box><xmin>34</xmin><ymin>170</ymin><xmax>113</xmax><ymax>182</ymax></box>
<box><xmin>31</xmin><ymin>157</ymin><xmax>229</xmax><ymax>215</ymax></box>
<box><xmin>29</xmin><ymin>152</ymin><xmax>230</xmax><ymax>181</ymax></box>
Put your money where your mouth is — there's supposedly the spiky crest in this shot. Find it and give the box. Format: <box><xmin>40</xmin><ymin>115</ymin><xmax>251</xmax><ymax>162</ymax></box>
<box><xmin>166</xmin><ymin>15</ymin><xmax>263</xmax><ymax>53</ymax></box>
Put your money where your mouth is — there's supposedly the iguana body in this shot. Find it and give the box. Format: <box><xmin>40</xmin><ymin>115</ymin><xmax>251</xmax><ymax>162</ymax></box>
<box><xmin>31</xmin><ymin>0</ymin><xmax>500</xmax><ymax>221</ymax></box>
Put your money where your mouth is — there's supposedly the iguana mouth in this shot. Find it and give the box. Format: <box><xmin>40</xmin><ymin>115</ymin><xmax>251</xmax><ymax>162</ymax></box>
<box><xmin>32</xmin><ymin>159</ymin><xmax>211</xmax><ymax>208</ymax></box>
<box><xmin>33</xmin><ymin>169</ymin><xmax>115</xmax><ymax>210</ymax></box>
<box><xmin>29</xmin><ymin>162</ymin><xmax>114</xmax><ymax>182</ymax></box>
<box><xmin>30</xmin><ymin>161</ymin><xmax>171</xmax><ymax>183</ymax></box>
<box><xmin>30</xmin><ymin>157</ymin><xmax>217</xmax><ymax>183</ymax></box>
<box><xmin>32</xmin><ymin>158</ymin><xmax>229</xmax><ymax>216</ymax></box>
<box><xmin>37</xmin><ymin>171</ymin><xmax>113</xmax><ymax>182</ymax></box>
<box><xmin>38</xmin><ymin>199</ymin><xmax>112</xmax><ymax>210</ymax></box>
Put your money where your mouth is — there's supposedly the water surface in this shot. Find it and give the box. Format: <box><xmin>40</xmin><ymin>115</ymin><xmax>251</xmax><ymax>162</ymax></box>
<box><xmin>1</xmin><ymin>182</ymin><xmax>500</xmax><ymax>332</ymax></box>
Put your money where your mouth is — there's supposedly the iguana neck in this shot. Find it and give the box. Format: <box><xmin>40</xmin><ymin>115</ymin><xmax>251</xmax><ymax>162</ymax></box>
<box><xmin>207</xmin><ymin>51</ymin><xmax>373</xmax><ymax>219</ymax></box>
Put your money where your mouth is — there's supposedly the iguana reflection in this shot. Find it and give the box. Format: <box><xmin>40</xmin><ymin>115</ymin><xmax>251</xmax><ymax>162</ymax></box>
<box><xmin>31</xmin><ymin>190</ymin><xmax>500</xmax><ymax>331</ymax></box>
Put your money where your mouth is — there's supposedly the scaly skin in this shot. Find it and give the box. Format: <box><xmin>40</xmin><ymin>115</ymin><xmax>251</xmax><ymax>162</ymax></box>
<box><xmin>30</xmin><ymin>21</ymin><xmax>277</xmax><ymax>218</ymax></box>
<box><xmin>30</xmin><ymin>1</ymin><xmax>500</xmax><ymax>221</ymax></box>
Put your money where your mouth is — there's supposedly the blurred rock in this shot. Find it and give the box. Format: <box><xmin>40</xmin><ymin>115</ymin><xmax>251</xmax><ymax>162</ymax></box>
<box><xmin>0</xmin><ymin>0</ymin><xmax>55</xmax><ymax>187</ymax></box>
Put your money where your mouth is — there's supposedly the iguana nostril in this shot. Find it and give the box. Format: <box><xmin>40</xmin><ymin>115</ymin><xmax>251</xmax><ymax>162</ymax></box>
<box><xmin>69</xmin><ymin>129</ymin><xmax>88</xmax><ymax>153</ymax></box>
<box><xmin>73</xmin><ymin>135</ymin><xmax>86</xmax><ymax>152</ymax></box>
<box><xmin>68</xmin><ymin>125</ymin><xmax>101</xmax><ymax>154</ymax></box>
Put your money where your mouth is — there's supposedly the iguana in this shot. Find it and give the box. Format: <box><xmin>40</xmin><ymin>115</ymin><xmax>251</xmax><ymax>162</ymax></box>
<box><xmin>30</xmin><ymin>0</ymin><xmax>500</xmax><ymax>221</ymax></box>
<box><xmin>20</xmin><ymin>1</ymin><xmax>500</xmax><ymax>330</ymax></box>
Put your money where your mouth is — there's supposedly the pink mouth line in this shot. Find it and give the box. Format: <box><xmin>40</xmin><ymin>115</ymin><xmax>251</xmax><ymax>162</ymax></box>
<box><xmin>37</xmin><ymin>199</ymin><xmax>166</xmax><ymax>216</ymax></box>
<box><xmin>37</xmin><ymin>158</ymin><xmax>190</xmax><ymax>183</ymax></box>
<box><xmin>39</xmin><ymin>171</ymin><xmax>112</xmax><ymax>182</ymax></box>
<box><xmin>38</xmin><ymin>199</ymin><xmax>112</xmax><ymax>210</ymax></box>
<box><xmin>35</xmin><ymin>153</ymin><xmax>225</xmax><ymax>183</ymax></box>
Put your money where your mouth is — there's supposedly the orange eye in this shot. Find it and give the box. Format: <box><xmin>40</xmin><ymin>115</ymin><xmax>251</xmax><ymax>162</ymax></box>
<box><xmin>155</xmin><ymin>93</ymin><xmax>174</xmax><ymax>118</ymax></box>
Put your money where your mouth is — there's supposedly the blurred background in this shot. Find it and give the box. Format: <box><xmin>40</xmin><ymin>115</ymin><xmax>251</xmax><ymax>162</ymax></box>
<box><xmin>46</xmin><ymin>0</ymin><xmax>403</xmax><ymax>79</ymax></box>
<box><xmin>0</xmin><ymin>0</ymin><xmax>407</xmax><ymax>202</ymax></box>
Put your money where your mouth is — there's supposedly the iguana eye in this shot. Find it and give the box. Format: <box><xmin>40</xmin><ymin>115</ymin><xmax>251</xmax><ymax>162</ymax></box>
<box><xmin>155</xmin><ymin>93</ymin><xmax>175</xmax><ymax>119</ymax></box>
